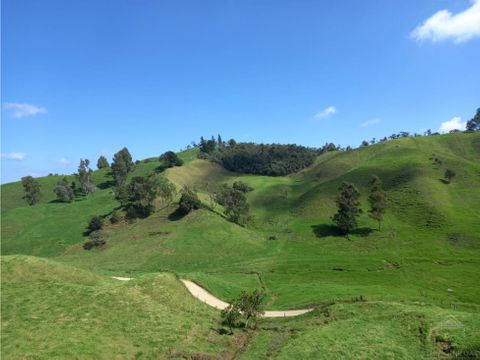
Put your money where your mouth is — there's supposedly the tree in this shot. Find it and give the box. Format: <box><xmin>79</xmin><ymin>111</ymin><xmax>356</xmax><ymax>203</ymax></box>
<box><xmin>331</xmin><ymin>182</ymin><xmax>363</xmax><ymax>236</ymax></box>
<box><xmin>360</xmin><ymin>140</ymin><xmax>369</xmax><ymax>147</ymax></box>
<box><xmin>157</xmin><ymin>176</ymin><xmax>176</xmax><ymax>206</ymax></box>
<box><xmin>466</xmin><ymin>108</ymin><xmax>480</xmax><ymax>132</ymax></box>
<box><xmin>220</xmin><ymin>303</ymin><xmax>241</xmax><ymax>332</ymax></box>
<box><xmin>21</xmin><ymin>176</ymin><xmax>41</xmax><ymax>205</ymax></box>
<box><xmin>159</xmin><ymin>151</ymin><xmax>183</xmax><ymax>168</ymax></box>
<box><xmin>199</xmin><ymin>136</ymin><xmax>216</xmax><ymax>154</ymax></box>
<box><xmin>237</xmin><ymin>290</ymin><xmax>265</xmax><ymax>329</ymax></box>
<box><xmin>77</xmin><ymin>159</ymin><xmax>94</xmax><ymax>195</ymax></box>
<box><xmin>367</xmin><ymin>175</ymin><xmax>387</xmax><ymax>230</ymax></box>
<box><xmin>217</xmin><ymin>134</ymin><xmax>224</xmax><ymax>148</ymax></box>
<box><xmin>125</xmin><ymin>175</ymin><xmax>161</xmax><ymax>218</ymax></box>
<box><xmin>87</xmin><ymin>216</ymin><xmax>104</xmax><ymax>234</ymax></box>
<box><xmin>97</xmin><ymin>155</ymin><xmax>109</xmax><ymax>169</ymax></box>
<box><xmin>444</xmin><ymin>169</ymin><xmax>456</xmax><ymax>183</ymax></box>
<box><xmin>215</xmin><ymin>184</ymin><xmax>250</xmax><ymax>225</ymax></box>
<box><xmin>111</xmin><ymin>147</ymin><xmax>134</xmax><ymax>186</ymax></box>
<box><xmin>178</xmin><ymin>186</ymin><xmax>201</xmax><ymax>214</ymax></box>
<box><xmin>54</xmin><ymin>177</ymin><xmax>75</xmax><ymax>202</ymax></box>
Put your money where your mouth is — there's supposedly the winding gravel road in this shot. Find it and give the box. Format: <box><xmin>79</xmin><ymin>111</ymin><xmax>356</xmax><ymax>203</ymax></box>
<box><xmin>180</xmin><ymin>279</ymin><xmax>314</xmax><ymax>318</ymax></box>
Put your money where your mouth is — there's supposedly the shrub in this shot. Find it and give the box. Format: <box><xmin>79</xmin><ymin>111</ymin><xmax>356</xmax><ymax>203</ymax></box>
<box><xmin>83</xmin><ymin>230</ymin><xmax>106</xmax><ymax>250</ymax></box>
<box><xmin>160</xmin><ymin>151</ymin><xmax>184</xmax><ymax>168</ymax></box>
<box><xmin>110</xmin><ymin>211</ymin><xmax>123</xmax><ymax>224</ymax></box>
<box><xmin>87</xmin><ymin>216</ymin><xmax>104</xmax><ymax>234</ymax></box>
<box><xmin>179</xmin><ymin>187</ymin><xmax>201</xmax><ymax>214</ymax></box>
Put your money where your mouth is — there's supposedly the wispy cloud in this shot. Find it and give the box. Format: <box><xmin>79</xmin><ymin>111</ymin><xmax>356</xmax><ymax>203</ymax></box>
<box><xmin>439</xmin><ymin>116</ymin><xmax>466</xmax><ymax>132</ymax></box>
<box><xmin>314</xmin><ymin>106</ymin><xmax>337</xmax><ymax>120</ymax></box>
<box><xmin>3</xmin><ymin>102</ymin><xmax>47</xmax><ymax>119</ymax></box>
<box><xmin>1</xmin><ymin>152</ymin><xmax>27</xmax><ymax>160</ymax></box>
<box><xmin>58</xmin><ymin>157</ymin><xmax>71</xmax><ymax>165</ymax></box>
<box><xmin>360</xmin><ymin>118</ymin><xmax>381</xmax><ymax>127</ymax></box>
<box><xmin>411</xmin><ymin>0</ymin><xmax>480</xmax><ymax>43</ymax></box>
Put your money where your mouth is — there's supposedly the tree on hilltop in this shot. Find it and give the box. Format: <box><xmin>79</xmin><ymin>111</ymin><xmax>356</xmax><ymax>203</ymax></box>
<box><xmin>111</xmin><ymin>147</ymin><xmax>134</xmax><ymax>186</ymax></box>
<box><xmin>21</xmin><ymin>176</ymin><xmax>41</xmax><ymax>205</ymax></box>
<box><xmin>97</xmin><ymin>155</ymin><xmax>109</xmax><ymax>169</ymax></box>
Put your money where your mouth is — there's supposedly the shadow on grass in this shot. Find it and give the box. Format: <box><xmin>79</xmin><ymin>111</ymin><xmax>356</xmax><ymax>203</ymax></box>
<box><xmin>97</xmin><ymin>180</ymin><xmax>116</xmax><ymax>189</ymax></box>
<box><xmin>311</xmin><ymin>224</ymin><xmax>374</xmax><ymax>238</ymax></box>
<box><xmin>439</xmin><ymin>179</ymin><xmax>450</xmax><ymax>185</ymax></box>
<box><xmin>168</xmin><ymin>207</ymin><xmax>187</xmax><ymax>221</ymax></box>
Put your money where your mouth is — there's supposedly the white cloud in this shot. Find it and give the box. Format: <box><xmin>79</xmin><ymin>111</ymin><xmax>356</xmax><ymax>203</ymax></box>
<box><xmin>439</xmin><ymin>116</ymin><xmax>466</xmax><ymax>132</ymax></box>
<box><xmin>59</xmin><ymin>157</ymin><xmax>71</xmax><ymax>165</ymax></box>
<box><xmin>314</xmin><ymin>106</ymin><xmax>337</xmax><ymax>120</ymax></box>
<box><xmin>1</xmin><ymin>152</ymin><xmax>26</xmax><ymax>160</ymax></box>
<box><xmin>411</xmin><ymin>0</ymin><xmax>480</xmax><ymax>43</ymax></box>
<box><xmin>3</xmin><ymin>102</ymin><xmax>47</xmax><ymax>118</ymax></box>
<box><xmin>360</xmin><ymin>118</ymin><xmax>381</xmax><ymax>127</ymax></box>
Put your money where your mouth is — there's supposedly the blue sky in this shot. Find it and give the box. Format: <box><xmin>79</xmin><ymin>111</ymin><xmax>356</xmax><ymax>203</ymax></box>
<box><xmin>2</xmin><ymin>0</ymin><xmax>479</xmax><ymax>183</ymax></box>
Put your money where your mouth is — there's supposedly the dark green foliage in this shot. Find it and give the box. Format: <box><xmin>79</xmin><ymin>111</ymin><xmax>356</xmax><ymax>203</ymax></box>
<box><xmin>124</xmin><ymin>176</ymin><xmax>160</xmax><ymax>218</ymax></box>
<box><xmin>111</xmin><ymin>147</ymin><xmax>134</xmax><ymax>186</ymax></box>
<box><xmin>368</xmin><ymin>175</ymin><xmax>387</xmax><ymax>230</ymax></box>
<box><xmin>87</xmin><ymin>216</ymin><xmax>104</xmax><ymax>234</ymax></box>
<box><xmin>97</xmin><ymin>156</ymin><xmax>110</xmax><ymax>169</ymax></box>
<box><xmin>178</xmin><ymin>187</ymin><xmax>201</xmax><ymax>214</ymax></box>
<box><xmin>361</xmin><ymin>140</ymin><xmax>369</xmax><ymax>147</ymax></box>
<box><xmin>215</xmin><ymin>184</ymin><xmax>250</xmax><ymax>225</ymax></box>
<box><xmin>444</xmin><ymin>169</ymin><xmax>456</xmax><ymax>183</ymax></box>
<box><xmin>83</xmin><ymin>230</ymin><xmax>106</xmax><ymax>250</ymax></box>
<box><xmin>160</xmin><ymin>151</ymin><xmax>184</xmax><ymax>168</ymax></box>
<box><xmin>232</xmin><ymin>181</ymin><xmax>253</xmax><ymax>193</ymax></box>
<box><xmin>218</xmin><ymin>142</ymin><xmax>316</xmax><ymax>176</ymax></box>
<box><xmin>53</xmin><ymin>177</ymin><xmax>75</xmax><ymax>202</ymax></box>
<box><xmin>199</xmin><ymin>136</ymin><xmax>217</xmax><ymax>155</ymax></box>
<box><xmin>466</xmin><ymin>108</ymin><xmax>480</xmax><ymax>132</ymax></box>
<box><xmin>77</xmin><ymin>159</ymin><xmax>94</xmax><ymax>195</ymax></box>
<box><xmin>21</xmin><ymin>176</ymin><xmax>41</xmax><ymax>205</ymax></box>
<box><xmin>332</xmin><ymin>182</ymin><xmax>363</xmax><ymax>235</ymax></box>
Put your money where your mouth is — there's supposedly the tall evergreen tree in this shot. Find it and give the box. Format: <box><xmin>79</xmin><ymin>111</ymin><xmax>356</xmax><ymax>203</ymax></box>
<box><xmin>97</xmin><ymin>155</ymin><xmax>110</xmax><ymax>169</ymax></box>
<box><xmin>332</xmin><ymin>182</ymin><xmax>362</xmax><ymax>236</ymax></box>
<box><xmin>367</xmin><ymin>175</ymin><xmax>387</xmax><ymax>230</ymax></box>
<box><xmin>111</xmin><ymin>147</ymin><xmax>134</xmax><ymax>185</ymax></box>
<box><xmin>21</xmin><ymin>176</ymin><xmax>41</xmax><ymax>205</ymax></box>
<box><xmin>77</xmin><ymin>159</ymin><xmax>94</xmax><ymax>195</ymax></box>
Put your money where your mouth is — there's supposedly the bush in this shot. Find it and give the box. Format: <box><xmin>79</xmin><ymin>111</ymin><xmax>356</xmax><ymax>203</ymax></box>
<box><xmin>160</xmin><ymin>151</ymin><xmax>184</xmax><ymax>168</ymax></box>
<box><xmin>232</xmin><ymin>181</ymin><xmax>253</xmax><ymax>193</ymax></box>
<box><xmin>110</xmin><ymin>211</ymin><xmax>123</xmax><ymax>224</ymax></box>
<box><xmin>87</xmin><ymin>216</ymin><xmax>104</xmax><ymax>234</ymax></box>
<box><xmin>83</xmin><ymin>230</ymin><xmax>106</xmax><ymax>250</ymax></box>
<box><xmin>179</xmin><ymin>187</ymin><xmax>201</xmax><ymax>214</ymax></box>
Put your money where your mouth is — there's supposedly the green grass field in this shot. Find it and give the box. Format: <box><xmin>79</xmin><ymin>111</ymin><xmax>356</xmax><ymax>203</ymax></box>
<box><xmin>2</xmin><ymin>132</ymin><xmax>480</xmax><ymax>358</ymax></box>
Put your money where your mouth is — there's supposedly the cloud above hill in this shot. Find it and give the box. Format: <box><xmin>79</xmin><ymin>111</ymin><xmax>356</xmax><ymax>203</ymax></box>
<box><xmin>439</xmin><ymin>117</ymin><xmax>466</xmax><ymax>132</ymax></box>
<box><xmin>3</xmin><ymin>103</ymin><xmax>47</xmax><ymax>119</ymax></box>
<box><xmin>1</xmin><ymin>152</ymin><xmax>26</xmax><ymax>160</ymax></box>
<box><xmin>411</xmin><ymin>0</ymin><xmax>480</xmax><ymax>43</ymax></box>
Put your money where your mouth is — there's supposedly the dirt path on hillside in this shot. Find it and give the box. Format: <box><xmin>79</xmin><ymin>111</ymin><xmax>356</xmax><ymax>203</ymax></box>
<box><xmin>111</xmin><ymin>276</ymin><xmax>314</xmax><ymax>317</ymax></box>
<box><xmin>180</xmin><ymin>279</ymin><xmax>314</xmax><ymax>318</ymax></box>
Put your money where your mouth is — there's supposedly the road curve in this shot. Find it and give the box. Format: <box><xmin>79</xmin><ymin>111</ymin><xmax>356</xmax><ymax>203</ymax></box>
<box><xmin>180</xmin><ymin>279</ymin><xmax>314</xmax><ymax>318</ymax></box>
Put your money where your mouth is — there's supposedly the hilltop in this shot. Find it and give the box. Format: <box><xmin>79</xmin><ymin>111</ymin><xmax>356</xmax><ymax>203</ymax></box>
<box><xmin>1</xmin><ymin>131</ymin><xmax>480</xmax><ymax>358</ymax></box>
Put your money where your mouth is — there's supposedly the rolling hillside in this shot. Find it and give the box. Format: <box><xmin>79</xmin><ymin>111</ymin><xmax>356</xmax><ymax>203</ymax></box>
<box><xmin>2</xmin><ymin>132</ymin><xmax>480</xmax><ymax>358</ymax></box>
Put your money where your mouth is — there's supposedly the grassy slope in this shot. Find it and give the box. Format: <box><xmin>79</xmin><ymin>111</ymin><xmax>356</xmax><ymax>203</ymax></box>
<box><xmin>2</xmin><ymin>133</ymin><xmax>480</xmax><ymax>358</ymax></box>
<box><xmin>1</xmin><ymin>255</ymin><xmax>236</xmax><ymax>359</ymax></box>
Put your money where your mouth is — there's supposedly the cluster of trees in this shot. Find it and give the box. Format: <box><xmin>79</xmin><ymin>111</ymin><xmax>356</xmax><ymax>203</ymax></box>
<box><xmin>331</xmin><ymin>175</ymin><xmax>387</xmax><ymax>236</ymax></box>
<box><xmin>214</xmin><ymin>181</ymin><xmax>252</xmax><ymax>225</ymax></box>
<box><xmin>159</xmin><ymin>151</ymin><xmax>183</xmax><ymax>168</ymax></box>
<box><xmin>220</xmin><ymin>289</ymin><xmax>265</xmax><ymax>332</ymax></box>
<box><xmin>466</xmin><ymin>108</ymin><xmax>480</xmax><ymax>132</ymax></box>
<box><xmin>195</xmin><ymin>135</ymin><xmax>317</xmax><ymax>176</ymax></box>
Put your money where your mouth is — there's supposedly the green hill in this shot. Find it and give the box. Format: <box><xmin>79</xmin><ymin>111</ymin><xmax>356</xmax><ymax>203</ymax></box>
<box><xmin>2</xmin><ymin>132</ymin><xmax>480</xmax><ymax>358</ymax></box>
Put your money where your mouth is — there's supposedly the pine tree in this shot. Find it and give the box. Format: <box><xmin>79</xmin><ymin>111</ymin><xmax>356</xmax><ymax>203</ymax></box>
<box><xmin>367</xmin><ymin>175</ymin><xmax>387</xmax><ymax>231</ymax></box>
<box><xmin>97</xmin><ymin>155</ymin><xmax>109</xmax><ymax>169</ymax></box>
<box><xmin>332</xmin><ymin>182</ymin><xmax>362</xmax><ymax>236</ymax></box>
<box><xmin>111</xmin><ymin>147</ymin><xmax>134</xmax><ymax>186</ymax></box>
